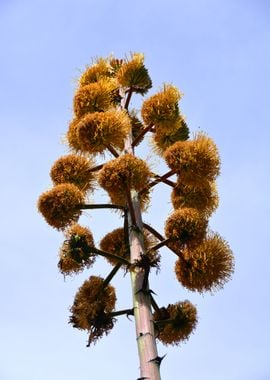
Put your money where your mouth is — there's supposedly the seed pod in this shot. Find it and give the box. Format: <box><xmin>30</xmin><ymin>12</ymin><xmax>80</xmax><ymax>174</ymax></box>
<box><xmin>171</xmin><ymin>179</ymin><xmax>219</xmax><ymax>218</ymax></box>
<box><xmin>50</xmin><ymin>154</ymin><xmax>96</xmax><ymax>193</ymax></box>
<box><xmin>116</xmin><ymin>53</ymin><xmax>152</xmax><ymax>95</ymax></box>
<box><xmin>165</xmin><ymin>207</ymin><xmax>207</xmax><ymax>248</ymax></box>
<box><xmin>141</xmin><ymin>84</ymin><xmax>182</xmax><ymax>126</ymax></box>
<box><xmin>69</xmin><ymin>276</ymin><xmax>116</xmax><ymax>345</ymax></box>
<box><xmin>37</xmin><ymin>183</ymin><xmax>84</xmax><ymax>230</ymax></box>
<box><xmin>153</xmin><ymin>301</ymin><xmax>197</xmax><ymax>345</ymax></box>
<box><xmin>175</xmin><ymin>233</ymin><xmax>234</xmax><ymax>293</ymax></box>
<box><xmin>58</xmin><ymin>224</ymin><xmax>95</xmax><ymax>276</ymax></box>
<box><xmin>164</xmin><ymin>133</ymin><xmax>220</xmax><ymax>183</ymax></box>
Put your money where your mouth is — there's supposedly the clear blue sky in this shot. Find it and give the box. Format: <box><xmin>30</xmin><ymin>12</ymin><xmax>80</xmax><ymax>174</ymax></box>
<box><xmin>0</xmin><ymin>1</ymin><xmax>269</xmax><ymax>379</ymax></box>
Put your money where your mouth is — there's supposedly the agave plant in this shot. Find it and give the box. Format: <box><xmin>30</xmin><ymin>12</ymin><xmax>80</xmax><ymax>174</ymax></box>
<box><xmin>38</xmin><ymin>52</ymin><xmax>234</xmax><ymax>380</ymax></box>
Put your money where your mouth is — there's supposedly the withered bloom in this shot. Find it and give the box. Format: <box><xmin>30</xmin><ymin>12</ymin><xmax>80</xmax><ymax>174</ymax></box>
<box><xmin>70</xmin><ymin>276</ymin><xmax>116</xmax><ymax>345</ymax></box>
<box><xmin>58</xmin><ymin>224</ymin><xmax>95</xmax><ymax>276</ymax></box>
<box><xmin>154</xmin><ymin>301</ymin><xmax>197</xmax><ymax>345</ymax></box>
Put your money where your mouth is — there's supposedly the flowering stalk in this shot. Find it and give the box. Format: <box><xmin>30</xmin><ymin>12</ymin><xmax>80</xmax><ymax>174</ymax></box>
<box><xmin>122</xmin><ymin>88</ymin><xmax>161</xmax><ymax>380</ymax></box>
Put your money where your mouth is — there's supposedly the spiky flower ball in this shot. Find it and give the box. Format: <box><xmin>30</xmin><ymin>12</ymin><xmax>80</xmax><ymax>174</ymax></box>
<box><xmin>73</xmin><ymin>79</ymin><xmax>117</xmax><ymax>118</ymax></box>
<box><xmin>50</xmin><ymin>154</ymin><xmax>96</xmax><ymax>193</ymax></box>
<box><xmin>141</xmin><ymin>84</ymin><xmax>182</xmax><ymax>126</ymax></box>
<box><xmin>175</xmin><ymin>233</ymin><xmax>234</xmax><ymax>293</ymax></box>
<box><xmin>164</xmin><ymin>133</ymin><xmax>220</xmax><ymax>183</ymax></box>
<box><xmin>75</xmin><ymin>110</ymin><xmax>130</xmax><ymax>154</ymax></box>
<box><xmin>171</xmin><ymin>179</ymin><xmax>219</xmax><ymax>217</ymax></box>
<box><xmin>100</xmin><ymin>227</ymin><xmax>159</xmax><ymax>269</ymax></box>
<box><xmin>66</xmin><ymin>118</ymin><xmax>82</xmax><ymax>151</ymax></box>
<box><xmin>154</xmin><ymin>301</ymin><xmax>197</xmax><ymax>345</ymax></box>
<box><xmin>37</xmin><ymin>183</ymin><xmax>84</xmax><ymax>230</ymax></box>
<box><xmin>70</xmin><ymin>276</ymin><xmax>116</xmax><ymax>345</ymax></box>
<box><xmin>153</xmin><ymin>117</ymin><xmax>190</xmax><ymax>154</ymax></box>
<box><xmin>165</xmin><ymin>208</ymin><xmax>207</xmax><ymax>247</ymax></box>
<box><xmin>58</xmin><ymin>224</ymin><xmax>95</xmax><ymax>275</ymax></box>
<box><xmin>79</xmin><ymin>58</ymin><xmax>112</xmax><ymax>86</ymax></box>
<box><xmin>116</xmin><ymin>53</ymin><xmax>152</xmax><ymax>95</ymax></box>
<box><xmin>98</xmin><ymin>154</ymin><xmax>152</xmax><ymax>207</ymax></box>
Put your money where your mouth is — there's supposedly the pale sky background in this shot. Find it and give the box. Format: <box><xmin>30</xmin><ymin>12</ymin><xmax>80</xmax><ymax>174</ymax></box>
<box><xmin>0</xmin><ymin>1</ymin><xmax>269</xmax><ymax>379</ymax></box>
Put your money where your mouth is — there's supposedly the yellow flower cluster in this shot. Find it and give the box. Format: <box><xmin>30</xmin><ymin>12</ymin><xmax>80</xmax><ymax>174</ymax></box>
<box><xmin>175</xmin><ymin>233</ymin><xmax>234</xmax><ymax>293</ymax></box>
<box><xmin>50</xmin><ymin>154</ymin><xmax>96</xmax><ymax>193</ymax></box>
<box><xmin>98</xmin><ymin>153</ymin><xmax>152</xmax><ymax>208</ymax></box>
<box><xmin>153</xmin><ymin>301</ymin><xmax>197</xmax><ymax>345</ymax></box>
<box><xmin>37</xmin><ymin>183</ymin><xmax>84</xmax><ymax>230</ymax></box>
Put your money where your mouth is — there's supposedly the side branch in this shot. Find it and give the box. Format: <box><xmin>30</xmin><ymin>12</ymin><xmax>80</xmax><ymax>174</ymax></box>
<box><xmin>143</xmin><ymin>223</ymin><xmax>182</xmax><ymax>257</ymax></box>
<box><xmin>124</xmin><ymin>88</ymin><xmax>133</xmax><ymax>110</ymax></box>
<box><xmin>89</xmin><ymin>246</ymin><xmax>130</xmax><ymax>266</ymax></box>
<box><xmin>106</xmin><ymin>144</ymin><xmax>119</xmax><ymax>157</ymax></box>
<box><xmin>110</xmin><ymin>308</ymin><xmax>134</xmax><ymax>318</ymax></box>
<box><xmin>132</xmin><ymin>124</ymin><xmax>154</xmax><ymax>147</ymax></box>
<box><xmin>101</xmin><ymin>263</ymin><xmax>122</xmax><ymax>291</ymax></box>
<box><xmin>80</xmin><ymin>203</ymin><xmax>125</xmax><ymax>210</ymax></box>
<box><xmin>89</xmin><ymin>164</ymin><xmax>104</xmax><ymax>172</ymax></box>
<box><xmin>139</xmin><ymin>170</ymin><xmax>175</xmax><ymax>195</ymax></box>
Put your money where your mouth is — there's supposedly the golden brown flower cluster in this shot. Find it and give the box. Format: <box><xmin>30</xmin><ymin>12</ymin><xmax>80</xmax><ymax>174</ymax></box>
<box><xmin>153</xmin><ymin>301</ymin><xmax>197</xmax><ymax>345</ymax></box>
<box><xmin>175</xmin><ymin>233</ymin><xmax>234</xmax><ymax>293</ymax></box>
<box><xmin>70</xmin><ymin>276</ymin><xmax>116</xmax><ymax>345</ymax></box>
<box><xmin>37</xmin><ymin>183</ymin><xmax>84</xmax><ymax>230</ymax></box>
<box><xmin>58</xmin><ymin>224</ymin><xmax>95</xmax><ymax>276</ymax></box>
<box><xmin>50</xmin><ymin>154</ymin><xmax>96</xmax><ymax>193</ymax></box>
<box><xmin>98</xmin><ymin>153</ymin><xmax>152</xmax><ymax>207</ymax></box>
<box><xmin>100</xmin><ymin>227</ymin><xmax>159</xmax><ymax>269</ymax></box>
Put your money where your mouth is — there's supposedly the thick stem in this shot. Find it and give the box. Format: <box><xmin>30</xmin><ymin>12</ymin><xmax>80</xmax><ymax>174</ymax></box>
<box><xmin>121</xmin><ymin>87</ymin><xmax>161</xmax><ymax>379</ymax></box>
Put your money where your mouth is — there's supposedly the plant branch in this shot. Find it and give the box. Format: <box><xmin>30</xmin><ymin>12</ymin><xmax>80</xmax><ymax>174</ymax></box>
<box><xmin>139</xmin><ymin>170</ymin><xmax>175</xmax><ymax>195</ymax></box>
<box><xmin>89</xmin><ymin>246</ymin><xmax>130</xmax><ymax>266</ymax></box>
<box><xmin>105</xmin><ymin>144</ymin><xmax>119</xmax><ymax>157</ymax></box>
<box><xmin>143</xmin><ymin>223</ymin><xmax>182</xmax><ymax>257</ymax></box>
<box><xmin>150</xmin><ymin>294</ymin><xmax>160</xmax><ymax>313</ymax></box>
<box><xmin>80</xmin><ymin>203</ymin><xmax>125</xmax><ymax>210</ymax></box>
<box><xmin>110</xmin><ymin>308</ymin><xmax>134</xmax><ymax>318</ymax></box>
<box><xmin>124</xmin><ymin>88</ymin><xmax>133</xmax><ymax>110</ymax></box>
<box><xmin>89</xmin><ymin>163</ymin><xmax>104</xmax><ymax>172</ymax></box>
<box><xmin>147</xmin><ymin>238</ymin><xmax>172</xmax><ymax>252</ymax></box>
<box><xmin>102</xmin><ymin>263</ymin><xmax>122</xmax><ymax>290</ymax></box>
<box><xmin>132</xmin><ymin>124</ymin><xmax>154</xmax><ymax>147</ymax></box>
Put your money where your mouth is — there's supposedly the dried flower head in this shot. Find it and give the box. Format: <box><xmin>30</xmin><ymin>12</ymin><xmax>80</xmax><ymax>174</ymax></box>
<box><xmin>73</xmin><ymin>79</ymin><xmax>117</xmax><ymax>118</ymax></box>
<box><xmin>171</xmin><ymin>179</ymin><xmax>219</xmax><ymax>217</ymax></box>
<box><xmin>100</xmin><ymin>227</ymin><xmax>159</xmax><ymax>269</ymax></box>
<box><xmin>69</xmin><ymin>276</ymin><xmax>116</xmax><ymax>345</ymax></box>
<box><xmin>153</xmin><ymin>117</ymin><xmax>190</xmax><ymax>154</ymax></box>
<box><xmin>141</xmin><ymin>84</ymin><xmax>182</xmax><ymax>126</ymax></box>
<box><xmin>154</xmin><ymin>301</ymin><xmax>197</xmax><ymax>345</ymax></box>
<box><xmin>75</xmin><ymin>110</ymin><xmax>130</xmax><ymax>154</ymax></box>
<box><xmin>116</xmin><ymin>53</ymin><xmax>152</xmax><ymax>94</ymax></box>
<box><xmin>165</xmin><ymin>207</ymin><xmax>207</xmax><ymax>247</ymax></box>
<box><xmin>175</xmin><ymin>233</ymin><xmax>234</xmax><ymax>293</ymax></box>
<box><xmin>37</xmin><ymin>183</ymin><xmax>84</xmax><ymax>229</ymax></box>
<box><xmin>79</xmin><ymin>58</ymin><xmax>112</xmax><ymax>86</ymax></box>
<box><xmin>66</xmin><ymin>118</ymin><xmax>81</xmax><ymax>151</ymax></box>
<box><xmin>50</xmin><ymin>154</ymin><xmax>96</xmax><ymax>193</ymax></box>
<box><xmin>164</xmin><ymin>133</ymin><xmax>220</xmax><ymax>183</ymax></box>
<box><xmin>98</xmin><ymin>154</ymin><xmax>152</xmax><ymax>207</ymax></box>
<box><xmin>58</xmin><ymin>224</ymin><xmax>95</xmax><ymax>276</ymax></box>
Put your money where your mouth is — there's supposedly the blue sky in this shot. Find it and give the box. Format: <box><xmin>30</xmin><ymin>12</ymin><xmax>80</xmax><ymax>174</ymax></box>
<box><xmin>0</xmin><ymin>1</ymin><xmax>269</xmax><ymax>379</ymax></box>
